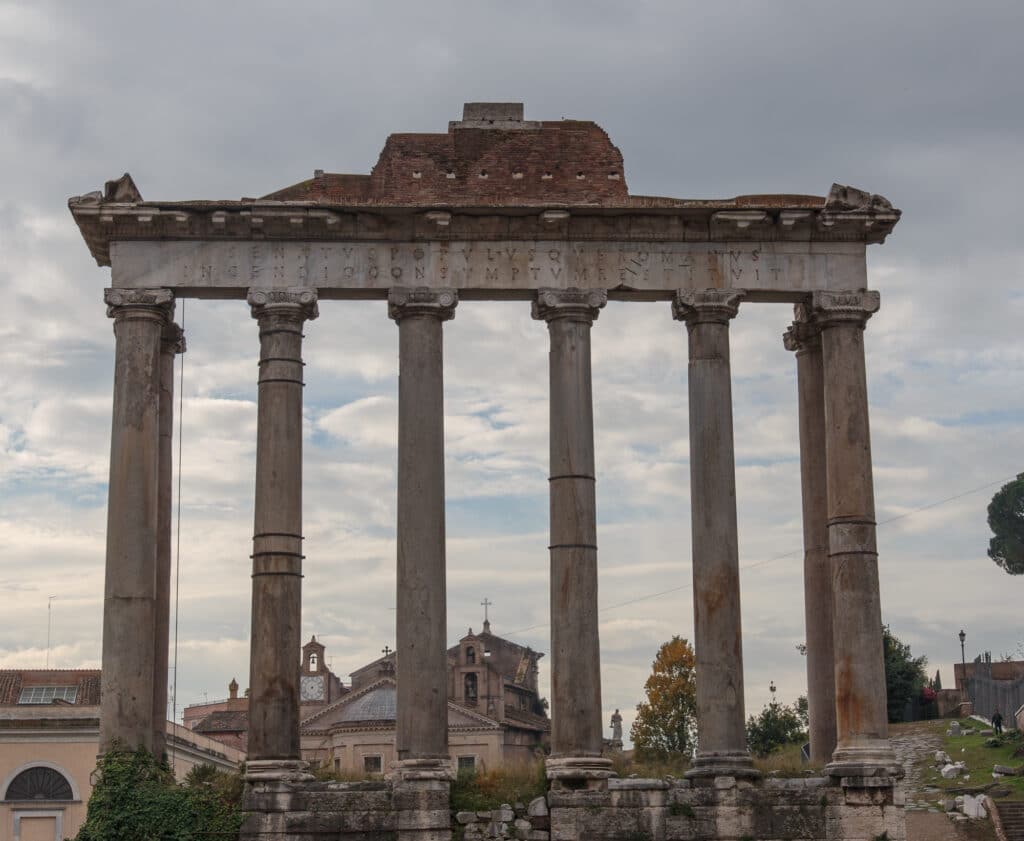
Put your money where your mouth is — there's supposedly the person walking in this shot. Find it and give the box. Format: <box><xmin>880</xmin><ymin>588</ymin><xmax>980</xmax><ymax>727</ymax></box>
<box><xmin>992</xmin><ymin>709</ymin><xmax>1003</xmax><ymax>735</ymax></box>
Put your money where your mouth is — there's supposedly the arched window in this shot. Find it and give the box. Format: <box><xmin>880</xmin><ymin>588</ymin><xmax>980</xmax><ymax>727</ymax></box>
<box><xmin>466</xmin><ymin>646</ymin><xmax>476</xmax><ymax>665</ymax></box>
<box><xmin>464</xmin><ymin>672</ymin><xmax>478</xmax><ymax>704</ymax></box>
<box><xmin>309</xmin><ymin>652</ymin><xmax>318</xmax><ymax>671</ymax></box>
<box><xmin>4</xmin><ymin>767</ymin><xmax>73</xmax><ymax>801</ymax></box>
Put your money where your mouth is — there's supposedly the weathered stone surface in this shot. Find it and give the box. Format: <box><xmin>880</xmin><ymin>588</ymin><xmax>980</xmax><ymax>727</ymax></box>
<box><xmin>535</xmin><ymin>289</ymin><xmax>609</xmax><ymax>779</ymax></box>
<box><xmin>100</xmin><ymin>287</ymin><xmax>173</xmax><ymax>752</ymax></box>
<box><xmin>674</xmin><ymin>290</ymin><xmax>755</xmax><ymax>780</ymax></box>
<box><xmin>108</xmin><ymin>239</ymin><xmax>871</xmax><ymax>299</ymax></box>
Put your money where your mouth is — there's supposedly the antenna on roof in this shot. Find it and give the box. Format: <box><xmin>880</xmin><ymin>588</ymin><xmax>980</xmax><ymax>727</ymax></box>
<box><xmin>46</xmin><ymin>595</ymin><xmax>57</xmax><ymax>668</ymax></box>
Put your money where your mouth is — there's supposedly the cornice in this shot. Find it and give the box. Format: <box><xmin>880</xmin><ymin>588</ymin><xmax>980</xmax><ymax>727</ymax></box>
<box><xmin>68</xmin><ymin>186</ymin><xmax>901</xmax><ymax>268</ymax></box>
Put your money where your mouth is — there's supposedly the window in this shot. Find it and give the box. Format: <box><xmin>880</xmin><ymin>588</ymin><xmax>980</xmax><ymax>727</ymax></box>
<box><xmin>464</xmin><ymin>673</ymin><xmax>478</xmax><ymax>704</ymax></box>
<box><xmin>4</xmin><ymin>767</ymin><xmax>74</xmax><ymax>801</ymax></box>
<box><xmin>466</xmin><ymin>646</ymin><xmax>475</xmax><ymax>664</ymax></box>
<box><xmin>18</xmin><ymin>686</ymin><xmax>77</xmax><ymax>705</ymax></box>
<box><xmin>363</xmin><ymin>755</ymin><xmax>382</xmax><ymax>774</ymax></box>
<box><xmin>457</xmin><ymin>755</ymin><xmax>476</xmax><ymax>774</ymax></box>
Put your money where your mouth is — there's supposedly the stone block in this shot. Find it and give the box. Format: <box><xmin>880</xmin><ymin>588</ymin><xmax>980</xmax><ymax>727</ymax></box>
<box><xmin>396</xmin><ymin>807</ymin><xmax>450</xmax><ymax>830</ymax></box>
<box><xmin>527</xmin><ymin>796</ymin><xmax>549</xmax><ymax>817</ymax></box>
<box><xmin>341</xmin><ymin>809</ymin><xmax>398</xmax><ymax>832</ymax></box>
<box><xmin>456</xmin><ymin>811</ymin><xmax>477</xmax><ymax>824</ymax></box>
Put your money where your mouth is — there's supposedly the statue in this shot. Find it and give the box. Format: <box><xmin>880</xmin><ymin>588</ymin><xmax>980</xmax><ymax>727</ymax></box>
<box><xmin>610</xmin><ymin>708</ymin><xmax>623</xmax><ymax>741</ymax></box>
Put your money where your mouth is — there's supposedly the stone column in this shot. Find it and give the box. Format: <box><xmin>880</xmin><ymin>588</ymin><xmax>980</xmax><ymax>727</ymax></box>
<box><xmin>246</xmin><ymin>287</ymin><xmax>317</xmax><ymax>779</ymax></box>
<box><xmin>100</xmin><ymin>288</ymin><xmax>174</xmax><ymax>753</ymax></box>
<box><xmin>532</xmin><ymin>287</ymin><xmax>613</xmax><ymax>787</ymax></box>
<box><xmin>388</xmin><ymin>287</ymin><xmax>457</xmax><ymax>775</ymax></box>
<box><xmin>152</xmin><ymin>322</ymin><xmax>185</xmax><ymax>757</ymax></box>
<box><xmin>812</xmin><ymin>290</ymin><xmax>899</xmax><ymax>778</ymax></box>
<box><xmin>784</xmin><ymin>315</ymin><xmax>837</xmax><ymax>766</ymax></box>
<box><xmin>672</xmin><ymin>289</ymin><xmax>756</xmax><ymax>779</ymax></box>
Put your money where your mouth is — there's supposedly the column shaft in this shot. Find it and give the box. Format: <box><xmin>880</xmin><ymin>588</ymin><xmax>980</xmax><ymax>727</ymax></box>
<box><xmin>673</xmin><ymin>289</ymin><xmax>755</xmax><ymax>778</ymax></box>
<box><xmin>389</xmin><ymin>287</ymin><xmax>456</xmax><ymax>764</ymax></box>
<box><xmin>152</xmin><ymin>323</ymin><xmax>184</xmax><ymax>756</ymax></box>
<box><xmin>247</xmin><ymin>288</ymin><xmax>317</xmax><ymax>764</ymax></box>
<box><xmin>785</xmin><ymin>319</ymin><xmax>837</xmax><ymax>765</ymax></box>
<box><xmin>813</xmin><ymin>291</ymin><xmax>898</xmax><ymax>777</ymax></box>
<box><xmin>533</xmin><ymin>288</ymin><xmax>611</xmax><ymax>785</ymax></box>
<box><xmin>100</xmin><ymin>288</ymin><xmax>173</xmax><ymax>753</ymax></box>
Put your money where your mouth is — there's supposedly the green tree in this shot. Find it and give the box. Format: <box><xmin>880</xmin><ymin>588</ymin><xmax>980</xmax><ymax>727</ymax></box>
<box><xmin>883</xmin><ymin>625</ymin><xmax>928</xmax><ymax>723</ymax></box>
<box><xmin>630</xmin><ymin>636</ymin><xmax>697</xmax><ymax>759</ymax></box>
<box><xmin>988</xmin><ymin>473</ymin><xmax>1024</xmax><ymax>574</ymax></box>
<box><xmin>746</xmin><ymin>695</ymin><xmax>806</xmax><ymax>757</ymax></box>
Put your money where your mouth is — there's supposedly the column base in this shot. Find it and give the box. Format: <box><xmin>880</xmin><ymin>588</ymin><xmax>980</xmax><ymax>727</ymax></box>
<box><xmin>825</xmin><ymin>740</ymin><xmax>903</xmax><ymax>779</ymax></box>
<box><xmin>389</xmin><ymin>757</ymin><xmax>454</xmax><ymax>783</ymax></box>
<box><xmin>546</xmin><ymin>755</ymin><xmax>615</xmax><ymax>790</ymax></box>
<box><xmin>245</xmin><ymin>759</ymin><xmax>313</xmax><ymax>783</ymax></box>
<box><xmin>685</xmin><ymin>750</ymin><xmax>761</xmax><ymax>780</ymax></box>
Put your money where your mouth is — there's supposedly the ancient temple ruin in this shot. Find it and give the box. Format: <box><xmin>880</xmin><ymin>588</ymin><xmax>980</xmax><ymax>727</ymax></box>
<box><xmin>70</xmin><ymin>103</ymin><xmax>905</xmax><ymax>840</ymax></box>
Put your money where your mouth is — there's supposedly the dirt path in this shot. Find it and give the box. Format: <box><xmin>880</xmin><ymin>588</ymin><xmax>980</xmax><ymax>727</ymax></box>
<box><xmin>891</xmin><ymin>721</ymin><xmax>997</xmax><ymax>841</ymax></box>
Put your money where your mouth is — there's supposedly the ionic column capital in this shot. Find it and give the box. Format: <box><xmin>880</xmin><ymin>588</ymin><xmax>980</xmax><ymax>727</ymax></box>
<box><xmin>104</xmin><ymin>288</ymin><xmax>174</xmax><ymax>322</ymax></box>
<box><xmin>531</xmin><ymin>287</ymin><xmax>607</xmax><ymax>324</ymax></box>
<box><xmin>783</xmin><ymin>315</ymin><xmax>821</xmax><ymax>355</ymax></box>
<box><xmin>247</xmin><ymin>287</ymin><xmax>319</xmax><ymax>324</ymax></box>
<box><xmin>810</xmin><ymin>290</ymin><xmax>880</xmax><ymax>328</ymax></box>
<box><xmin>672</xmin><ymin>288</ymin><xmax>744</xmax><ymax>326</ymax></box>
<box><xmin>161</xmin><ymin>322</ymin><xmax>186</xmax><ymax>356</ymax></box>
<box><xmin>388</xmin><ymin>287</ymin><xmax>457</xmax><ymax>322</ymax></box>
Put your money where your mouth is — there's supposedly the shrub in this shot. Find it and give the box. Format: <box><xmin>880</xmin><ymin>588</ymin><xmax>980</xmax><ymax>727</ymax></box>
<box><xmin>74</xmin><ymin>747</ymin><xmax>243</xmax><ymax>841</ymax></box>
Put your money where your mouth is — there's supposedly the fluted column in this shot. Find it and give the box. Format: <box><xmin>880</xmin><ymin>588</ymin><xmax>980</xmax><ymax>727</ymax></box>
<box><xmin>784</xmin><ymin>314</ymin><xmax>837</xmax><ymax>766</ymax></box>
<box><xmin>673</xmin><ymin>289</ymin><xmax>756</xmax><ymax>779</ymax></box>
<box><xmin>246</xmin><ymin>287</ymin><xmax>317</xmax><ymax>778</ymax></box>
<box><xmin>388</xmin><ymin>287</ymin><xmax>456</xmax><ymax>774</ymax></box>
<box><xmin>532</xmin><ymin>287</ymin><xmax>612</xmax><ymax>787</ymax></box>
<box><xmin>100</xmin><ymin>288</ymin><xmax>174</xmax><ymax>753</ymax></box>
<box><xmin>813</xmin><ymin>290</ymin><xmax>899</xmax><ymax>778</ymax></box>
<box><xmin>152</xmin><ymin>322</ymin><xmax>185</xmax><ymax>757</ymax></box>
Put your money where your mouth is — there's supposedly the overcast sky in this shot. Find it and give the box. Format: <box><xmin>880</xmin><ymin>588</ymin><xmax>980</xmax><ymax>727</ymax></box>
<box><xmin>1</xmin><ymin>1</ymin><xmax>1022</xmax><ymax>744</ymax></box>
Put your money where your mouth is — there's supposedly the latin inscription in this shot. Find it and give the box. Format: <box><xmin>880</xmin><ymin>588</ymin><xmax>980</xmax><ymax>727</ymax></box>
<box><xmin>115</xmin><ymin>240</ymin><xmax>865</xmax><ymax>295</ymax></box>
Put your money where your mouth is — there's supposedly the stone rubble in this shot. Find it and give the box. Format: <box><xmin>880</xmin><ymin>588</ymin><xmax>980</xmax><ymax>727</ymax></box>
<box><xmin>454</xmin><ymin>800</ymin><xmax>550</xmax><ymax>840</ymax></box>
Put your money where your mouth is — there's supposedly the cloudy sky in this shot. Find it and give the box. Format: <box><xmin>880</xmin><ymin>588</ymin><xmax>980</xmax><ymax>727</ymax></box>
<box><xmin>1</xmin><ymin>1</ymin><xmax>1022</xmax><ymax>744</ymax></box>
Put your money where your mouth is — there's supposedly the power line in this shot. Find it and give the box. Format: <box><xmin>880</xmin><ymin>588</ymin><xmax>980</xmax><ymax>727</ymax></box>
<box><xmin>500</xmin><ymin>474</ymin><xmax>1015</xmax><ymax>639</ymax></box>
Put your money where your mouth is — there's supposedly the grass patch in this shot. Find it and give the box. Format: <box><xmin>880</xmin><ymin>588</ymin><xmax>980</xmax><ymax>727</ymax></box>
<box><xmin>610</xmin><ymin>752</ymin><xmax>691</xmax><ymax>779</ymax></box>
<box><xmin>449</xmin><ymin>762</ymin><xmax>548</xmax><ymax>812</ymax></box>
<box><xmin>753</xmin><ymin>741</ymin><xmax>818</xmax><ymax>777</ymax></box>
<box><xmin>902</xmin><ymin>718</ymin><xmax>1024</xmax><ymax>801</ymax></box>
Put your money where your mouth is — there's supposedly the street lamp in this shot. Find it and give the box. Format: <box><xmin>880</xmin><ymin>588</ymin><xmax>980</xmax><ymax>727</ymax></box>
<box><xmin>958</xmin><ymin>629</ymin><xmax>967</xmax><ymax>701</ymax></box>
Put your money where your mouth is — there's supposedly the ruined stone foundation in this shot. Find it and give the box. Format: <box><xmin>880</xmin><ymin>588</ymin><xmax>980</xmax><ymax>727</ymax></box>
<box><xmin>240</xmin><ymin>773</ymin><xmax>906</xmax><ymax>841</ymax></box>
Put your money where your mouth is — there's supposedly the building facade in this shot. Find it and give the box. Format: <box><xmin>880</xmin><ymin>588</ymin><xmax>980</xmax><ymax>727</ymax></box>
<box><xmin>0</xmin><ymin>669</ymin><xmax>243</xmax><ymax>841</ymax></box>
<box><xmin>185</xmin><ymin>627</ymin><xmax>550</xmax><ymax>773</ymax></box>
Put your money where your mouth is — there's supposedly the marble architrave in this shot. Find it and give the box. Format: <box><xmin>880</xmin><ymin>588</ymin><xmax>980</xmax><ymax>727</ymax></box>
<box><xmin>109</xmin><ymin>239</ymin><xmax>867</xmax><ymax>300</ymax></box>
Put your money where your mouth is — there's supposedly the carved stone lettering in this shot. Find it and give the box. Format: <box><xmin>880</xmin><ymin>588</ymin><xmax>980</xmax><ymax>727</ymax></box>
<box><xmin>111</xmin><ymin>240</ymin><xmax>868</xmax><ymax>298</ymax></box>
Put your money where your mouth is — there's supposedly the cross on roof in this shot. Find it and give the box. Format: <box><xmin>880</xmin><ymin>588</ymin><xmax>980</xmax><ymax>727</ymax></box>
<box><xmin>481</xmin><ymin>598</ymin><xmax>492</xmax><ymax>624</ymax></box>
<box><xmin>382</xmin><ymin>645</ymin><xmax>392</xmax><ymax>657</ymax></box>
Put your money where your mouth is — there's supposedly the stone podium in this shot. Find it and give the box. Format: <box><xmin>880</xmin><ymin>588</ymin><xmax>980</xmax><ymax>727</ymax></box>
<box><xmin>72</xmin><ymin>103</ymin><xmax>905</xmax><ymax>840</ymax></box>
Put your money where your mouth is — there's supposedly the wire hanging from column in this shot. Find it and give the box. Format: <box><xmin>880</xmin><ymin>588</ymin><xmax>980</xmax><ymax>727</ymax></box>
<box><xmin>170</xmin><ymin>299</ymin><xmax>186</xmax><ymax>767</ymax></box>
